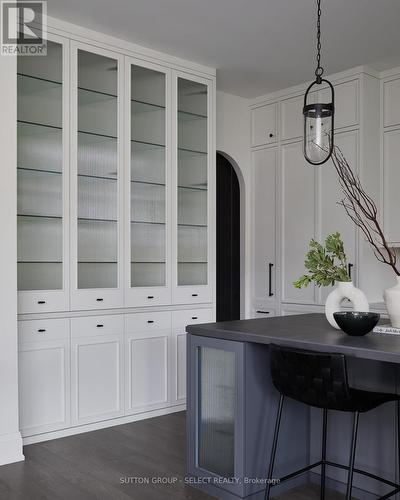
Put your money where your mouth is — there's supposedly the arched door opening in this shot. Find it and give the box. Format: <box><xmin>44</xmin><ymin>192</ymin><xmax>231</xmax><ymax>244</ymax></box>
<box><xmin>216</xmin><ymin>152</ymin><xmax>241</xmax><ymax>322</ymax></box>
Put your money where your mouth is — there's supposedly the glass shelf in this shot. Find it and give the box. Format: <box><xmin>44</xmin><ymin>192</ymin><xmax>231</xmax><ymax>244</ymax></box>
<box><xmin>178</xmin><ymin>110</ymin><xmax>207</xmax><ymax>121</ymax></box>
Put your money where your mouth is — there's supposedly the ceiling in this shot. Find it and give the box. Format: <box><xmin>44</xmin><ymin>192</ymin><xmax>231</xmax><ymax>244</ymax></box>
<box><xmin>46</xmin><ymin>0</ymin><xmax>400</xmax><ymax>98</ymax></box>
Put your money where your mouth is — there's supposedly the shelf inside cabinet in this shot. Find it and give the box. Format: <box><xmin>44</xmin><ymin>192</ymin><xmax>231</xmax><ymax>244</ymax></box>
<box><xmin>132</xmin><ymin>100</ymin><xmax>165</xmax><ymax>113</ymax></box>
<box><xmin>178</xmin><ymin>110</ymin><xmax>207</xmax><ymax>121</ymax></box>
<box><xmin>18</xmin><ymin>73</ymin><xmax>62</xmax><ymax>86</ymax></box>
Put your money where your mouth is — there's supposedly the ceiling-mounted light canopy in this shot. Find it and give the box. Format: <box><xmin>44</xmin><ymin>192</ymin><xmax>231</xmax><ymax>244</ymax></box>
<box><xmin>303</xmin><ymin>0</ymin><xmax>335</xmax><ymax>165</ymax></box>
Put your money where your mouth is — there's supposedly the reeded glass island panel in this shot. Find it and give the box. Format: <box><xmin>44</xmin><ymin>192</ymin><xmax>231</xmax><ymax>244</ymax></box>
<box><xmin>77</xmin><ymin>50</ymin><xmax>118</xmax><ymax>289</ymax></box>
<box><xmin>17</xmin><ymin>40</ymin><xmax>63</xmax><ymax>291</ymax></box>
<box><xmin>177</xmin><ymin>78</ymin><xmax>208</xmax><ymax>286</ymax></box>
<box><xmin>130</xmin><ymin>65</ymin><xmax>166</xmax><ymax>287</ymax></box>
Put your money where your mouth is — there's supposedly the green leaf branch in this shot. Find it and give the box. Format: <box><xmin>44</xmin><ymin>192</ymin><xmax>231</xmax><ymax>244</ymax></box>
<box><xmin>293</xmin><ymin>232</ymin><xmax>351</xmax><ymax>289</ymax></box>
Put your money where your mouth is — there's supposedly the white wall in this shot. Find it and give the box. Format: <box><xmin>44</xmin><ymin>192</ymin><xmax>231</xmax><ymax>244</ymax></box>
<box><xmin>0</xmin><ymin>54</ymin><xmax>24</xmax><ymax>465</ymax></box>
<box><xmin>216</xmin><ymin>90</ymin><xmax>251</xmax><ymax>318</ymax></box>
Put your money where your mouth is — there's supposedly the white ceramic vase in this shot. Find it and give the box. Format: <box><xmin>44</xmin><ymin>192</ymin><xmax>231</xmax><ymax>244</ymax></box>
<box><xmin>325</xmin><ymin>281</ymin><xmax>369</xmax><ymax>329</ymax></box>
<box><xmin>383</xmin><ymin>276</ymin><xmax>400</xmax><ymax>328</ymax></box>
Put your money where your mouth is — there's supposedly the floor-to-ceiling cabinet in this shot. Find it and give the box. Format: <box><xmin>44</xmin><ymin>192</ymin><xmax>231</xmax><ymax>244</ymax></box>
<box><xmin>16</xmin><ymin>20</ymin><xmax>216</xmax><ymax>442</ymax></box>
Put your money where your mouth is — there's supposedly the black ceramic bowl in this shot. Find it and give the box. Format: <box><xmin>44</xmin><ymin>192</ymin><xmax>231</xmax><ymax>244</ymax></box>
<box><xmin>333</xmin><ymin>311</ymin><xmax>380</xmax><ymax>336</ymax></box>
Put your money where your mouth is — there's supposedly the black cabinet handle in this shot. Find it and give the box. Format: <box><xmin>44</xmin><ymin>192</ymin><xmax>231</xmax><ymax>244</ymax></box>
<box><xmin>96</xmin><ymin>324</ymin><xmax>104</xmax><ymax>328</ymax></box>
<box><xmin>192</xmin><ymin>293</ymin><xmax>198</xmax><ymax>297</ymax></box>
<box><xmin>348</xmin><ymin>263</ymin><xmax>354</xmax><ymax>280</ymax></box>
<box><xmin>96</xmin><ymin>298</ymin><xmax>103</xmax><ymax>302</ymax></box>
<box><xmin>147</xmin><ymin>296</ymin><xmax>154</xmax><ymax>299</ymax></box>
<box><xmin>37</xmin><ymin>300</ymin><xmax>46</xmax><ymax>304</ymax></box>
<box><xmin>147</xmin><ymin>320</ymin><xmax>154</xmax><ymax>324</ymax></box>
<box><xmin>268</xmin><ymin>263</ymin><xmax>274</xmax><ymax>297</ymax></box>
<box><xmin>37</xmin><ymin>329</ymin><xmax>46</xmax><ymax>333</ymax></box>
<box><xmin>269</xmin><ymin>133</ymin><xmax>274</xmax><ymax>138</ymax></box>
<box><xmin>192</xmin><ymin>316</ymin><xmax>198</xmax><ymax>320</ymax></box>
<box><xmin>256</xmin><ymin>311</ymin><xmax>270</xmax><ymax>315</ymax></box>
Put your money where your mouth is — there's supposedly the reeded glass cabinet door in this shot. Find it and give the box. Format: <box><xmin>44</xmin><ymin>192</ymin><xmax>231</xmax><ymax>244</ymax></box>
<box><xmin>71</xmin><ymin>44</ymin><xmax>123</xmax><ymax>310</ymax></box>
<box><xmin>173</xmin><ymin>74</ymin><xmax>213</xmax><ymax>304</ymax></box>
<box><xmin>125</xmin><ymin>60</ymin><xmax>171</xmax><ymax>306</ymax></box>
<box><xmin>17</xmin><ymin>36</ymin><xmax>69</xmax><ymax>313</ymax></box>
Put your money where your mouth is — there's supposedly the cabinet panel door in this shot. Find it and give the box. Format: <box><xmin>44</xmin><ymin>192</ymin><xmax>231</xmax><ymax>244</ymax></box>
<box><xmin>19</xmin><ymin>339</ymin><xmax>70</xmax><ymax>436</ymax></box>
<box><xmin>251</xmin><ymin>103</ymin><xmax>277</xmax><ymax>147</ymax></box>
<box><xmin>17</xmin><ymin>34</ymin><xmax>70</xmax><ymax>313</ymax></box>
<box><xmin>71</xmin><ymin>334</ymin><xmax>124</xmax><ymax>424</ymax></box>
<box><xmin>125</xmin><ymin>59</ymin><xmax>171</xmax><ymax>307</ymax></box>
<box><xmin>172</xmin><ymin>72</ymin><xmax>213</xmax><ymax>304</ymax></box>
<box><xmin>320</xmin><ymin>79</ymin><xmax>359</xmax><ymax>130</ymax></box>
<box><xmin>319</xmin><ymin>130</ymin><xmax>358</xmax><ymax>303</ymax></box>
<box><xmin>383</xmin><ymin>78</ymin><xmax>400</xmax><ymax>128</ymax></box>
<box><xmin>125</xmin><ymin>331</ymin><xmax>169</xmax><ymax>413</ymax></box>
<box><xmin>252</xmin><ymin>148</ymin><xmax>276</xmax><ymax>302</ymax></box>
<box><xmin>281</xmin><ymin>95</ymin><xmax>304</xmax><ymax>141</ymax></box>
<box><xmin>70</xmin><ymin>43</ymin><xmax>124</xmax><ymax>310</ymax></box>
<box><xmin>383</xmin><ymin>128</ymin><xmax>400</xmax><ymax>243</ymax></box>
<box><xmin>281</xmin><ymin>141</ymin><xmax>316</xmax><ymax>303</ymax></box>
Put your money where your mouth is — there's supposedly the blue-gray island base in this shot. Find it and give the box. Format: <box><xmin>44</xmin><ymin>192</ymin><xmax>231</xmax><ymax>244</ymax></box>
<box><xmin>186</xmin><ymin>314</ymin><xmax>400</xmax><ymax>499</ymax></box>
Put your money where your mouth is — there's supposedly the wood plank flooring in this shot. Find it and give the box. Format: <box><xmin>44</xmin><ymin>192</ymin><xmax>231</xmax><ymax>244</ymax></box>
<box><xmin>0</xmin><ymin>412</ymin><xmax>347</xmax><ymax>499</ymax></box>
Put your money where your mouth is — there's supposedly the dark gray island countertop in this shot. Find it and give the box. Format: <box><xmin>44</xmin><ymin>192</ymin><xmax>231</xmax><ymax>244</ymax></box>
<box><xmin>186</xmin><ymin>313</ymin><xmax>400</xmax><ymax>364</ymax></box>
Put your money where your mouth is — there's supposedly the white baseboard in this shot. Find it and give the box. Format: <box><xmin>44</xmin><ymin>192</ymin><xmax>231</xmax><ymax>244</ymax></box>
<box><xmin>0</xmin><ymin>431</ymin><xmax>24</xmax><ymax>465</ymax></box>
<box><xmin>22</xmin><ymin>404</ymin><xmax>186</xmax><ymax>445</ymax></box>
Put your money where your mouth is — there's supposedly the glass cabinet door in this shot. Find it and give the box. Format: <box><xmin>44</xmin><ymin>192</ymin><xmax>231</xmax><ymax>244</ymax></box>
<box><xmin>71</xmin><ymin>44</ymin><xmax>123</xmax><ymax>310</ymax></box>
<box><xmin>17</xmin><ymin>36</ymin><xmax>69</xmax><ymax>313</ymax></box>
<box><xmin>125</xmin><ymin>60</ymin><xmax>171</xmax><ymax>306</ymax></box>
<box><xmin>173</xmin><ymin>74</ymin><xmax>213</xmax><ymax>304</ymax></box>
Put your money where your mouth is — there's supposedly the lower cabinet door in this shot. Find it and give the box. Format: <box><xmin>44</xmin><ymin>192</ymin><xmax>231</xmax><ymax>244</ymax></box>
<box><xmin>125</xmin><ymin>330</ymin><xmax>169</xmax><ymax>414</ymax></box>
<box><xmin>71</xmin><ymin>334</ymin><xmax>124</xmax><ymax>425</ymax></box>
<box><xmin>171</xmin><ymin>330</ymin><xmax>187</xmax><ymax>405</ymax></box>
<box><xmin>19</xmin><ymin>339</ymin><xmax>70</xmax><ymax>436</ymax></box>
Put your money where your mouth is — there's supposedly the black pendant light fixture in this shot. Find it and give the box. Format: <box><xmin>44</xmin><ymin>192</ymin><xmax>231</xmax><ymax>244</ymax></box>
<box><xmin>303</xmin><ymin>0</ymin><xmax>334</xmax><ymax>165</ymax></box>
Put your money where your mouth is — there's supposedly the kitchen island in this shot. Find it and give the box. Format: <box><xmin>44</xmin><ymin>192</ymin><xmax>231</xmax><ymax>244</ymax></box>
<box><xmin>186</xmin><ymin>314</ymin><xmax>400</xmax><ymax>499</ymax></box>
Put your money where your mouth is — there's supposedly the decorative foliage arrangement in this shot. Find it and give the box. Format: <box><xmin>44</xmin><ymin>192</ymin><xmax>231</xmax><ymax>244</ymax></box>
<box><xmin>331</xmin><ymin>146</ymin><xmax>400</xmax><ymax>275</ymax></box>
<box><xmin>294</xmin><ymin>232</ymin><xmax>350</xmax><ymax>289</ymax></box>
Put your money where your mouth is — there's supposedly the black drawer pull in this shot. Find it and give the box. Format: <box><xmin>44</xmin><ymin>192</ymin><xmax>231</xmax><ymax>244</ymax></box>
<box><xmin>147</xmin><ymin>320</ymin><xmax>154</xmax><ymax>324</ymax></box>
<box><xmin>96</xmin><ymin>324</ymin><xmax>104</xmax><ymax>328</ymax></box>
<box><xmin>96</xmin><ymin>298</ymin><xmax>104</xmax><ymax>302</ymax></box>
<box><xmin>268</xmin><ymin>263</ymin><xmax>274</xmax><ymax>297</ymax></box>
<box><xmin>147</xmin><ymin>296</ymin><xmax>154</xmax><ymax>299</ymax></box>
<box><xmin>257</xmin><ymin>310</ymin><xmax>270</xmax><ymax>315</ymax></box>
<box><xmin>37</xmin><ymin>300</ymin><xmax>46</xmax><ymax>304</ymax></box>
<box><xmin>348</xmin><ymin>263</ymin><xmax>354</xmax><ymax>280</ymax></box>
<box><xmin>37</xmin><ymin>329</ymin><xmax>46</xmax><ymax>333</ymax></box>
<box><xmin>192</xmin><ymin>316</ymin><xmax>198</xmax><ymax>320</ymax></box>
<box><xmin>192</xmin><ymin>293</ymin><xmax>198</xmax><ymax>297</ymax></box>
<box><xmin>269</xmin><ymin>133</ymin><xmax>274</xmax><ymax>138</ymax></box>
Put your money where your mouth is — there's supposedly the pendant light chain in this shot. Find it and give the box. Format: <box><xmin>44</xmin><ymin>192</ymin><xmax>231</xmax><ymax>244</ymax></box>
<box><xmin>315</xmin><ymin>0</ymin><xmax>324</xmax><ymax>82</ymax></box>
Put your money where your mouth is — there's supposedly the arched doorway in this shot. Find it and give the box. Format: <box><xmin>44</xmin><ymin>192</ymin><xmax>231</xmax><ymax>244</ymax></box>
<box><xmin>216</xmin><ymin>153</ymin><xmax>241</xmax><ymax>322</ymax></box>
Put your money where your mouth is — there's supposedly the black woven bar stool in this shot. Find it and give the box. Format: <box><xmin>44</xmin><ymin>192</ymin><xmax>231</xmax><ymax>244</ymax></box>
<box><xmin>264</xmin><ymin>344</ymin><xmax>400</xmax><ymax>500</ymax></box>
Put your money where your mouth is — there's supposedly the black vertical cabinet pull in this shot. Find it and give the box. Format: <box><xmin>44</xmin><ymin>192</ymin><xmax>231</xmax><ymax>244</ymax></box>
<box><xmin>348</xmin><ymin>263</ymin><xmax>354</xmax><ymax>280</ymax></box>
<box><xmin>268</xmin><ymin>263</ymin><xmax>274</xmax><ymax>297</ymax></box>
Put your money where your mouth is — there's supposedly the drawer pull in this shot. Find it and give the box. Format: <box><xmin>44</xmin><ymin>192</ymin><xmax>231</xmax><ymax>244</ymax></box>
<box><xmin>257</xmin><ymin>310</ymin><xmax>270</xmax><ymax>315</ymax></box>
<box><xmin>192</xmin><ymin>316</ymin><xmax>198</xmax><ymax>320</ymax></box>
<box><xmin>37</xmin><ymin>328</ymin><xmax>46</xmax><ymax>333</ymax></box>
<box><xmin>192</xmin><ymin>293</ymin><xmax>198</xmax><ymax>297</ymax></box>
<box><xmin>147</xmin><ymin>295</ymin><xmax>154</xmax><ymax>299</ymax></box>
<box><xmin>147</xmin><ymin>320</ymin><xmax>154</xmax><ymax>324</ymax></box>
<box><xmin>37</xmin><ymin>300</ymin><xmax>46</xmax><ymax>304</ymax></box>
<box><xmin>96</xmin><ymin>298</ymin><xmax>104</xmax><ymax>302</ymax></box>
<box><xmin>269</xmin><ymin>133</ymin><xmax>274</xmax><ymax>138</ymax></box>
<box><xmin>96</xmin><ymin>324</ymin><xmax>104</xmax><ymax>328</ymax></box>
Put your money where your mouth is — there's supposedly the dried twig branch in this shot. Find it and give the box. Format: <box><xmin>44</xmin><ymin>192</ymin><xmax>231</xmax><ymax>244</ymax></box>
<box><xmin>330</xmin><ymin>145</ymin><xmax>399</xmax><ymax>275</ymax></box>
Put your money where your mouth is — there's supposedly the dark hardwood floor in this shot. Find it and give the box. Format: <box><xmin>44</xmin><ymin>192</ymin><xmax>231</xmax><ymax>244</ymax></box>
<box><xmin>0</xmin><ymin>412</ymin><xmax>346</xmax><ymax>499</ymax></box>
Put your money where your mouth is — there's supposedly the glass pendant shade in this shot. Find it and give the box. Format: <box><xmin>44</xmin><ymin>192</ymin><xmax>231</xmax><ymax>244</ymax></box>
<box><xmin>303</xmin><ymin>79</ymin><xmax>335</xmax><ymax>165</ymax></box>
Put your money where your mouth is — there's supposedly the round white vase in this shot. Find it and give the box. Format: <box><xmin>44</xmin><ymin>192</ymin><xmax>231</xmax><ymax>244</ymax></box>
<box><xmin>383</xmin><ymin>276</ymin><xmax>400</xmax><ymax>328</ymax></box>
<box><xmin>325</xmin><ymin>281</ymin><xmax>369</xmax><ymax>329</ymax></box>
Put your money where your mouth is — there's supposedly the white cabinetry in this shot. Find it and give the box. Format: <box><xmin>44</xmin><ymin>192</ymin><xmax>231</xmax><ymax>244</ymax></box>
<box><xmin>383</xmin><ymin>77</ymin><xmax>400</xmax><ymax>128</ymax></box>
<box><xmin>383</xmin><ymin>128</ymin><xmax>400</xmax><ymax>244</ymax></box>
<box><xmin>18</xmin><ymin>319</ymin><xmax>70</xmax><ymax>436</ymax></box>
<box><xmin>251</xmin><ymin>102</ymin><xmax>277</xmax><ymax>147</ymax></box>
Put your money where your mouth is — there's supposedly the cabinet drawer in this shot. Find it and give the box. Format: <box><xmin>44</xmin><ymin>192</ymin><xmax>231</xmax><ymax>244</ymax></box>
<box><xmin>18</xmin><ymin>292</ymin><xmax>68</xmax><ymax>315</ymax></box>
<box><xmin>126</xmin><ymin>311</ymin><xmax>171</xmax><ymax>333</ymax></box>
<box><xmin>384</xmin><ymin>78</ymin><xmax>400</xmax><ymax>127</ymax></box>
<box><xmin>19</xmin><ymin>318</ymin><xmax>70</xmax><ymax>343</ymax></box>
<box><xmin>172</xmin><ymin>287</ymin><xmax>212</xmax><ymax>305</ymax></box>
<box><xmin>172</xmin><ymin>309</ymin><xmax>213</xmax><ymax>330</ymax></box>
<box><xmin>251</xmin><ymin>103</ymin><xmax>278</xmax><ymax>147</ymax></box>
<box><xmin>71</xmin><ymin>315</ymin><xmax>124</xmax><ymax>338</ymax></box>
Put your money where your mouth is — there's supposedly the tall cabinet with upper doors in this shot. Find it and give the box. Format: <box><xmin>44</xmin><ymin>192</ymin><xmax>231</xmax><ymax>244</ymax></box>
<box><xmin>16</xmin><ymin>23</ymin><xmax>216</xmax><ymax>441</ymax></box>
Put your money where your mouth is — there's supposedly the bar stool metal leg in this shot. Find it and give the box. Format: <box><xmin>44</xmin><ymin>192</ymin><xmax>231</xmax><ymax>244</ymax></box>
<box><xmin>264</xmin><ymin>394</ymin><xmax>284</xmax><ymax>500</ymax></box>
<box><xmin>320</xmin><ymin>409</ymin><xmax>328</xmax><ymax>500</ymax></box>
<box><xmin>397</xmin><ymin>400</ymin><xmax>400</xmax><ymax>492</ymax></box>
<box><xmin>346</xmin><ymin>411</ymin><xmax>360</xmax><ymax>500</ymax></box>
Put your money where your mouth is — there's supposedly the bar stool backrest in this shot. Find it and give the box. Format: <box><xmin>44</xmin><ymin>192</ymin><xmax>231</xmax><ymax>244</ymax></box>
<box><xmin>269</xmin><ymin>344</ymin><xmax>352</xmax><ymax>411</ymax></box>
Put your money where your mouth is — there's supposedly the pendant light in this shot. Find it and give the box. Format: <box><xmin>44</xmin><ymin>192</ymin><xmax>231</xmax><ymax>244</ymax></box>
<box><xmin>303</xmin><ymin>0</ymin><xmax>334</xmax><ymax>165</ymax></box>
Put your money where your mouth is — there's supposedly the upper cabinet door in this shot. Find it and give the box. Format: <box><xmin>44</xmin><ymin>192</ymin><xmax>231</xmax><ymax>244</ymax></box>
<box><xmin>70</xmin><ymin>44</ymin><xmax>124</xmax><ymax>310</ymax></box>
<box><xmin>172</xmin><ymin>73</ymin><xmax>214</xmax><ymax>305</ymax></box>
<box><xmin>125</xmin><ymin>59</ymin><xmax>171</xmax><ymax>307</ymax></box>
<box><xmin>251</xmin><ymin>103</ymin><xmax>278</xmax><ymax>147</ymax></box>
<box><xmin>17</xmin><ymin>34</ymin><xmax>70</xmax><ymax>314</ymax></box>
